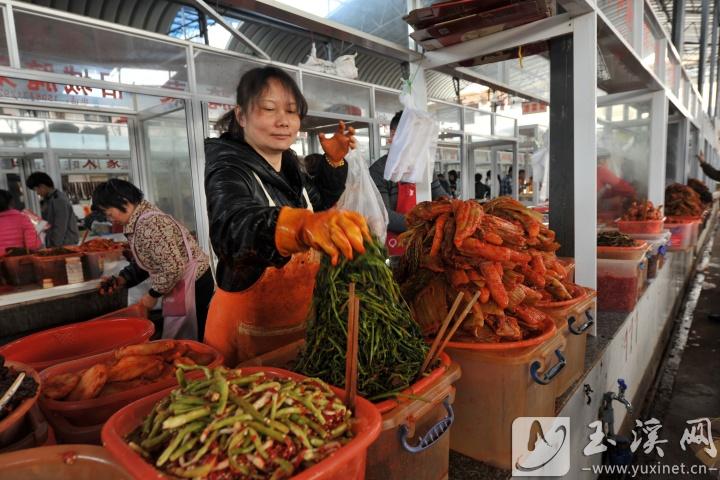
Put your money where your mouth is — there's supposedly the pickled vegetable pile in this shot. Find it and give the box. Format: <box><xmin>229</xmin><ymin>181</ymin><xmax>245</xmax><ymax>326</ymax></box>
<box><xmin>0</xmin><ymin>356</ymin><xmax>38</xmax><ymax>421</ymax></box>
<box><xmin>126</xmin><ymin>366</ymin><xmax>353</xmax><ymax>479</ymax></box>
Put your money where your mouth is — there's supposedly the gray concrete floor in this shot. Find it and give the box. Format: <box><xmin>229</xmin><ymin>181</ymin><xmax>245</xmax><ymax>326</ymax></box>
<box><xmin>631</xmin><ymin>231</ymin><xmax>720</xmax><ymax>479</ymax></box>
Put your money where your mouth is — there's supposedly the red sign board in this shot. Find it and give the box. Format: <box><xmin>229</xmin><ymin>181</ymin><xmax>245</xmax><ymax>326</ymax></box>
<box><xmin>522</xmin><ymin>102</ymin><xmax>547</xmax><ymax>115</ymax></box>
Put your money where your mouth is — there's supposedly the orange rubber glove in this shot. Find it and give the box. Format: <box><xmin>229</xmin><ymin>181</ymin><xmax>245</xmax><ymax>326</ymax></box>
<box><xmin>318</xmin><ymin>120</ymin><xmax>357</xmax><ymax>165</ymax></box>
<box><xmin>275</xmin><ymin>208</ymin><xmax>372</xmax><ymax>265</ymax></box>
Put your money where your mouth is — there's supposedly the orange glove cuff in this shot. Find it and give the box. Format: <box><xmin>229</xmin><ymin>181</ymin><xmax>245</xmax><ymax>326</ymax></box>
<box><xmin>275</xmin><ymin>207</ymin><xmax>312</xmax><ymax>257</ymax></box>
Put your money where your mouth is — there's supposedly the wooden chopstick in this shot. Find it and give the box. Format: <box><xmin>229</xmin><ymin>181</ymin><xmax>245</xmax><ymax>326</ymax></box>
<box><xmin>420</xmin><ymin>291</ymin><xmax>464</xmax><ymax>373</ymax></box>
<box><xmin>431</xmin><ymin>291</ymin><xmax>481</xmax><ymax>366</ymax></box>
<box><xmin>344</xmin><ymin>283</ymin><xmax>359</xmax><ymax>412</ymax></box>
<box><xmin>348</xmin><ymin>296</ymin><xmax>360</xmax><ymax>412</ymax></box>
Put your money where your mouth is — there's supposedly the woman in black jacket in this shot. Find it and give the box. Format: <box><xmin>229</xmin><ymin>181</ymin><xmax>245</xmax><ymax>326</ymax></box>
<box><xmin>204</xmin><ymin>66</ymin><xmax>370</xmax><ymax>365</ymax></box>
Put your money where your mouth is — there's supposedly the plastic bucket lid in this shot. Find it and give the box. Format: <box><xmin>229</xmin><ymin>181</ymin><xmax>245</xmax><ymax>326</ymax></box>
<box><xmin>536</xmin><ymin>285</ymin><xmax>589</xmax><ymax>309</ymax></box>
<box><xmin>0</xmin><ymin>318</ymin><xmax>155</xmax><ymax>371</ymax></box>
<box><xmin>0</xmin><ymin>444</ymin><xmax>132</xmax><ymax>479</ymax></box>
<box><xmin>444</xmin><ymin>316</ymin><xmax>557</xmax><ymax>351</ymax></box>
<box><xmin>102</xmin><ymin>367</ymin><xmax>382</xmax><ymax>480</ymax></box>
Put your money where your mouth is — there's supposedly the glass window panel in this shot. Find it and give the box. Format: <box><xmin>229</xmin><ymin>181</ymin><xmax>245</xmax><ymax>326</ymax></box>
<box><xmin>495</xmin><ymin>115</ymin><xmax>517</xmax><ymax>137</ymax></box>
<box><xmin>142</xmin><ymin>102</ymin><xmax>197</xmax><ymax>233</ymax></box>
<box><xmin>0</xmin><ymin>8</ymin><xmax>7</xmax><ymax>66</ymax></box>
<box><xmin>464</xmin><ymin>109</ymin><xmax>492</xmax><ymax>136</ymax></box>
<box><xmin>302</xmin><ymin>74</ymin><xmax>370</xmax><ymax>117</ymax></box>
<box><xmin>0</xmin><ymin>75</ymin><xmax>136</xmax><ymax>111</ymax></box>
<box><xmin>15</xmin><ymin>11</ymin><xmax>189</xmax><ymax>91</ymax></box>
<box><xmin>194</xmin><ymin>51</ymin><xmax>298</xmax><ymax>100</ymax></box>
<box><xmin>0</xmin><ymin>118</ymin><xmax>46</xmax><ymax>148</ymax></box>
<box><xmin>665</xmin><ymin>121</ymin><xmax>683</xmax><ymax>184</ymax></box>
<box><xmin>277</xmin><ymin>0</ymin><xmax>411</xmax><ymax>48</ymax></box>
<box><xmin>195</xmin><ymin>51</ymin><xmax>264</xmax><ymax>99</ymax></box>
<box><xmin>428</xmin><ymin>102</ymin><xmax>461</xmax><ymax>131</ymax></box>
<box><xmin>597</xmin><ymin>0</ymin><xmax>633</xmax><ymax>44</ymax></box>
<box><xmin>641</xmin><ymin>16</ymin><xmax>659</xmax><ymax>73</ymax></box>
<box><xmin>374</xmin><ymin>89</ymin><xmax>403</xmax><ymax>125</ymax></box>
<box><xmin>666</xmin><ymin>50</ymin><xmax>679</xmax><ymax>95</ymax></box>
<box><xmin>596</xmin><ymin>99</ymin><xmax>651</xmax><ymax>223</ymax></box>
<box><xmin>434</xmin><ymin>133</ymin><xmax>462</xmax><ymax>198</ymax></box>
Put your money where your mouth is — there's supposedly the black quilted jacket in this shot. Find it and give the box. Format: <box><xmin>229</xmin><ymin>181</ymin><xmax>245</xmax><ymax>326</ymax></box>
<box><xmin>204</xmin><ymin>133</ymin><xmax>347</xmax><ymax>292</ymax></box>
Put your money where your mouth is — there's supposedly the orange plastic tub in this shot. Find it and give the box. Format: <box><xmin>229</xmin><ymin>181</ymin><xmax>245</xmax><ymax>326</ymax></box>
<box><xmin>31</xmin><ymin>252</ymin><xmax>83</xmax><ymax>286</ymax></box>
<box><xmin>0</xmin><ymin>444</ymin><xmax>132</xmax><ymax>479</ymax></box>
<box><xmin>0</xmin><ymin>404</ymin><xmax>51</xmax><ymax>454</ymax></box>
<box><xmin>445</xmin><ymin>315</ymin><xmax>557</xmax><ymax>351</ymax></box>
<box><xmin>93</xmin><ymin>304</ymin><xmax>148</xmax><ymax>321</ymax></box>
<box><xmin>597</xmin><ymin>240</ymin><xmax>649</xmax><ymax>260</ymax></box>
<box><xmin>39</xmin><ymin>340</ymin><xmax>223</xmax><ymax>426</ymax></box>
<box><xmin>448</xmin><ymin>332</ymin><xmax>566</xmax><ymax>469</ymax></box>
<box><xmin>538</xmin><ymin>288</ymin><xmax>597</xmax><ymax>399</ymax></box>
<box><xmin>102</xmin><ymin>367</ymin><xmax>382</xmax><ymax>480</ymax></box>
<box><xmin>0</xmin><ymin>318</ymin><xmax>154</xmax><ymax>371</ymax></box>
<box><xmin>43</xmin><ymin>409</ymin><xmax>103</xmax><ymax>445</ymax></box>
<box><xmin>238</xmin><ymin>342</ymin><xmax>458</xmax><ymax>480</ymax></box>
<box><xmin>616</xmin><ymin>218</ymin><xmax>665</xmax><ymax>234</ymax></box>
<box><xmin>0</xmin><ymin>362</ymin><xmax>41</xmax><ymax>449</ymax></box>
<box><xmin>666</xmin><ymin>217</ymin><xmax>701</xmax><ymax>250</ymax></box>
<box><xmin>367</xmin><ymin>360</ymin><xmax>460</xmax><ymax>480</ymax></box>
<box><xmin>2</xmin><ymin>254</ymin><xmax>35</xmax><ymax>285</ymax></box>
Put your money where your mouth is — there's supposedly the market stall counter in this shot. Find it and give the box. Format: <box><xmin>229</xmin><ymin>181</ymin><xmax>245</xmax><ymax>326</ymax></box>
<box><xmin>0</xmin><ymin>284</ymin><xmax>127</xmax><ymax>345</ymax></box>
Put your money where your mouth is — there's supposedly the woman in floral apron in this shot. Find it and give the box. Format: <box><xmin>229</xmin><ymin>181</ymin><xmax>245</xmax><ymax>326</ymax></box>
<box><xmin>94</xmin><ymin>179</ymin><xmax>213</xmax><ymax>341</ymax></box>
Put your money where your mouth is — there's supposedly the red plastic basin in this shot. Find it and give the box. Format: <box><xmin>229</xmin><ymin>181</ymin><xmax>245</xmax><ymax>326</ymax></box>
<box><xmin>39</xmin><ymin>340</ymin><xmax>223</xmax><ymax>426</ymax></box>
<box><xmin>0</xmin><ymin>362</ymin><xmax>41</xmax><ymax>448</ymax></box>
<box><xmin>617</xmin><ymin>218</ymin><xmax>665</xmax><ymax>234</ymax></box>
<box><xmin>102</xmin><ymin>367</ymin><xmax>382</xmax><ymax>480</ymax></box>
<box><xmin>0</xmin><ymin>444</ymin><xmax>132</xmax><ymax>479</ymax></box>
<box><xmin>0</xmin><ymin>318</ymin><xmax>154</xmax><ymax>372</ymax></box>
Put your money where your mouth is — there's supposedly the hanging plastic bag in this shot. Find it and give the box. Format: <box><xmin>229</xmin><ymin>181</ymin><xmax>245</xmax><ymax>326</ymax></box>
<box><xmin>334</xmin><ymin>53</ymin><xmax>358</xmax><ymax>79</ymax></box>
<box><xmin>384</xmin><ymin>83</ymin><xmax>439</xmax><ymax>183</ymax></box>
<box><xmin>336</xmin><ymin>149</ymin><xmax>389</xmax><ymax>243</ymax></box>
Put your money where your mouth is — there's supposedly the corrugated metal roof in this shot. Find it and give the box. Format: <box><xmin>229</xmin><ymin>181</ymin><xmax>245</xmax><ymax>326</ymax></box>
<box><xmin>15</xmin><ymin>0</ymin><xmax>505</xmax><ymax>102</ymax></box>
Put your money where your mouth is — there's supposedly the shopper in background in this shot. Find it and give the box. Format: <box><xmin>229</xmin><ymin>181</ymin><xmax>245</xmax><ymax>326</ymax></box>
<box><xmin>499</xmin><ymin>166</ymin><xmax>513</xmax><ymax>196</ymax></box>
<box><xmin>25</xmin><ymin>172</ymin><xmax>79</xmax><ymax>247</ymax></box>
<box><xmin>204</xmin><ymin>66</ymin><xmax>369</xmax><ymax>365</ymax></box>
<box><xmin>94</xmin><ymin>179</ymin><xmax>213</xmax><ymax>341</ymax></box>
<box><xmin>447</xmin><ymin>170</ymin><xmax>460</xmax><ymax>198</ymax></box>
<box><xmin>698</xmin><ymin>151</ymin><xmax>720</xmax><ymax>181</ymax></box>
<box><xmin>437</xmin><ymin>173</ymin><xmax>450</xmax><ymax>193</ymax></box>
<box><xmin>0</xmin><ymin>189</ymin><xmax>41</xmax><ymax>255</ymax></box>
<box><xmin>370</xmin><ymin>110</ymin><xmax>448</xmax><ymax>254</ymax></box>
<box><xmin>475</xmin><ymin>173</ymin><xmax>490</xmax><ymax>199</ymax></box>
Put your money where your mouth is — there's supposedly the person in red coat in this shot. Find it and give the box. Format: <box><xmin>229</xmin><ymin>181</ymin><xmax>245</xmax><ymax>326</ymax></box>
<box><xmin>0</xmin><ymin>189</ymin><xmax>41</xmax><ymax>254</ymax></box>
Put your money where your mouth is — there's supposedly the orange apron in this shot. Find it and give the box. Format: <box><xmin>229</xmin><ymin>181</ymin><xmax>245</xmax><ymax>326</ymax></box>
<box><xmin>204</xmin><ymin>172</ymin><xmax>319</xmax><ymax>366</ymax></box>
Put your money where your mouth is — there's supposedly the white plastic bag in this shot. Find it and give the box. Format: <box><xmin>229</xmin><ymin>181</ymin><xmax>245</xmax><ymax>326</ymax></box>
<box><xmin>336</xmin><ymin>149</ymin><xmax>388</xmax><ymax>243</ymax></box>
<box><xmin>299</xmin><ymin>43</ymin><xmax>335</xmax><ymax>74</ymax></box>
<box><xmin>334</xmin><ymin>54</ymin><xmax>358</xmax><ymax>79</ymax></box>
<box><xmin>384</xmin><ymin>85</ymin><xmax>439</xmax><ymax>183</ymax></box>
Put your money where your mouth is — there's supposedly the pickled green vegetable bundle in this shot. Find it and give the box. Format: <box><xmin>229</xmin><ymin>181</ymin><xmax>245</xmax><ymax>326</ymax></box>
<box><xmin>295</xmin><ymin>240</ymin><xmax>429</xmax><ymax>401</ymax></box>
<box><xmin>126</xmin><ymin>365</ymin><xmax>353</xmax><ymax>479</ymax></box>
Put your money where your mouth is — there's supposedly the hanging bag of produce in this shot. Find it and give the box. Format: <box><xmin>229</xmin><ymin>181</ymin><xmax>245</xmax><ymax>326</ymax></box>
<box><xmin>336</xmin><ymin>149</ymin><xmax>389</xmax><ymax>243</ymax></box>
<box><xmin>383</xmin><ymin>81</ymin><xmax>439</xmax><ymax>183</ymax></box>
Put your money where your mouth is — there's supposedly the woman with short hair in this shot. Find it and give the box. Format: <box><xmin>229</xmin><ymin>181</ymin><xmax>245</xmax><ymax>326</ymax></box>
<box><xmin>93</xmin><ymin>179</ymin><xmax>213</xmax><ymax>340</ymax></box>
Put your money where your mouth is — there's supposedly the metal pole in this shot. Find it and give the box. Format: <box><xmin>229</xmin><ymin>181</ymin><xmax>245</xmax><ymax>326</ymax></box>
<box><xmin>672</xmin><ymin>0</ymin><xmax>686</xmax><ymax>52</ymax></box>
<box><xmin>709</xmin><ymin>0</ymin><xmax>719</xmax><ymax>115</ymax></box>
<box><xmin>699</xmin><ymin>0</ymin><xmax>710</xmax><ymax>94</ymax></box>
<box><xmin>191</xmin><ymin>0</ymin><xmax>270</xmax><ymax>60</ymax></box>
